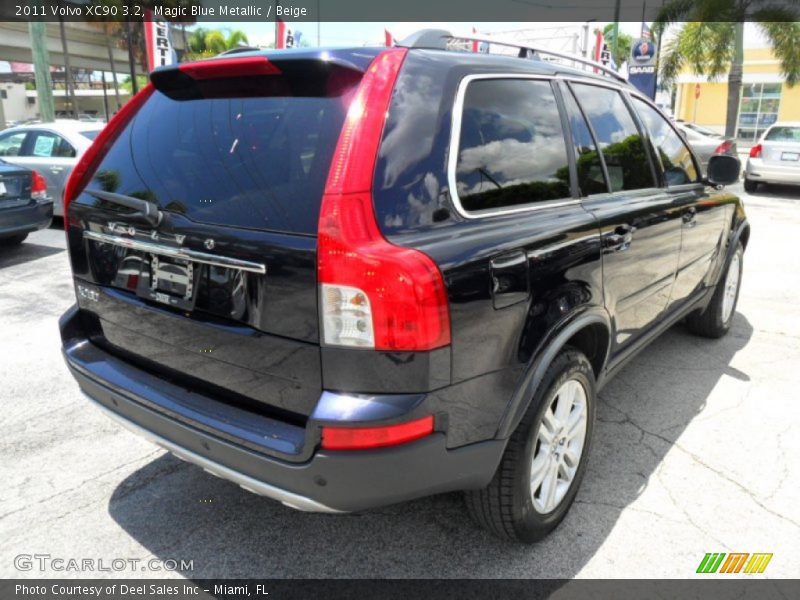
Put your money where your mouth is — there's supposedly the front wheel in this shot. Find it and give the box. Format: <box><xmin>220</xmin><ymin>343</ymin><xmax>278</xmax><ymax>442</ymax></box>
<box><xmin>686</xmin><ymin>242</ymin><xmax>743</xmax><ymax>338</ymax></box>
<box><xmin>465</xmin><ymin>348</ymin><xmax>596</xmax><ymax>542</ymax></box>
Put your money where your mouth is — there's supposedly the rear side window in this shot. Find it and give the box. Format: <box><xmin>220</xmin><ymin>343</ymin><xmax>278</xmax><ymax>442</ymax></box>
<box><xmin>633</xmin><ymin>98</ymin><xmax>698</xmax><ymax>186</ymax></box>
<box><xmin>570</xmin><ymin>84</ymin><xmax>656</xmax><ymax>192</ymax></box>
<box><xmin>87</xmin><ymin>78</ymin><xmax>356</xmax><ymax>235</ymax></box>
<box><xmin>81</xmin><ymin>130</ymin><xmax>100</xmax><ymax>141</ymax></box>
<box><xmin>765</xmin><ymin>126</ymin><xmax>800</xmax><ymax>142</ymax></box>
<box><xmin>562</xmin><ymin>87</ymin><xmax>609</xmax><ymax>196</ymax></box>
<box><xmin>454</xmin><ymin>79</ymin><xmax>571</xmax><ymax>213</ymax></box>
<box><xmin>0</xmin><ymin>131</ymin><xmax>27</xmax><ymax>157</ymax></box>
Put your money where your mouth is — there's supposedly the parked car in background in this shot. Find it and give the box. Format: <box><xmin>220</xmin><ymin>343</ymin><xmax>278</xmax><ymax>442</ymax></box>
<box><xmin>745</xmin><ymin>122</ymin><xmax>800</xmax><ymax>192</ymax></box>
<box><xmin>0</xmin><ymin>120</ymin><xmax>103</xmax><ymax>216</ymax></box>
<box><xmin>675</xmin><ymin>122</ymin><xmax>738</xmax><ymax>171</ymax></box>
<box><xmin>0</xmin><ymin>159</ymin><xmax>52</xmax><ymax>246</ymax></box>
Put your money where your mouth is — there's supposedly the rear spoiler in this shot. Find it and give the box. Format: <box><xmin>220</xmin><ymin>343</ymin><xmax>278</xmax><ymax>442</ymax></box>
<box><xmin>150</xmin><ymin>52</ymin><xmax>370</xmax><ymax>100</ymax></box>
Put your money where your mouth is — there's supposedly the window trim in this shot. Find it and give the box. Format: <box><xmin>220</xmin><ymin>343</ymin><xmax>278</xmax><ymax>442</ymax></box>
<box><xmin>447</xmin><ymin>73</ymin><xmax>580</xmax><ymax>220</ymax></box>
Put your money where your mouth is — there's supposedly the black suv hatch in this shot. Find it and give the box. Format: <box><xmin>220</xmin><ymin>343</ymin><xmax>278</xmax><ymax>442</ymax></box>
<box><xmin>65</xmin><ymin>50</ymin><xmax>376</xmax><ymax>419</ymax></box>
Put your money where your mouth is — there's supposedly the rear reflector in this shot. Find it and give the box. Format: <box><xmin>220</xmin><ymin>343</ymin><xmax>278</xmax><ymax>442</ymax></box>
<box><xmin>30</xmin><ymin>170</ymin><xmax>47</xmax><ymax>200</ymax></box>
<box><xmin>714</xmin><ymin>140</ymin><xmax>733</xmax><ymax>154</ymax></box>
<box><xmin>749</xmin><ymin>144</ymin><xmax>762</xmax><ymax>158</ymax></box>
<box><xmin>178</xmin><ymin>56</ymin><xmax>281</xmax><ymax>80</ymax></box>
<box><xmin>63</xmin><ymin>83</ymin><xmax>155</xmax><ymax>230</ymax></box>
<box><xmin>320</xmin><ymin>415</ymin><xmax>435</xmax><ymax>450</ymax></box>
<box><xmin>317</xmin><ymin>48</ymin><xmax>451</xmax><ymax>352</ymax></box>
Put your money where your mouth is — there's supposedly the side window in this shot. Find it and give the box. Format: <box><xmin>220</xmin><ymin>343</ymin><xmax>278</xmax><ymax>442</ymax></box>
<box><xmin>454</xmin><ymin>79</ymin><xmax>571</xmax><ymax>213</ymax></box>
<box><xmin>27</xmin><ymin>131</ymin><xmax>76</xmax><ymax>158</ymax></box>
<box><xmin>561</xmin><ymin>87</ymin><xmax>609</xmax><ymax>196</ymax></box>
<box><xmin>0</xmin><ymin>131</ymin><xmax>27</xmax><ymax>157</ymax></box>
<box><xmin>570</xmin><ymin>84</ymin><xmax>656</xmax><ymax>192</ymax></box>
<box><xmin>633</xmin><ymin>98</ymin><xmax>698</xmax><ymax>186</ymax></box>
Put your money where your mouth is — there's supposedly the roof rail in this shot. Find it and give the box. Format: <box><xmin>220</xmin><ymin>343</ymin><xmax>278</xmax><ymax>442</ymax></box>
<box><xmin>396</xmin><ymin>28</ymin><xmax>627</xmax><ymax>85</ymax></box>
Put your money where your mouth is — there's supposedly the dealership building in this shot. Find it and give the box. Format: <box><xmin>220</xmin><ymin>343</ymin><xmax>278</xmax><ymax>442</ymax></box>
<box><xmin>672</xmin><ymin>46</ymin><xmax>800</xmax><ymax>145</ymax></box>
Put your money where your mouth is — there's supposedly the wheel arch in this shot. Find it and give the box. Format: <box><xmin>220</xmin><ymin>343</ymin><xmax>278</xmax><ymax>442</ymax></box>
<box><xmin>496</xmin><ymin>307</ymin><xmax>612</xmax><ymax>440</ymax></box>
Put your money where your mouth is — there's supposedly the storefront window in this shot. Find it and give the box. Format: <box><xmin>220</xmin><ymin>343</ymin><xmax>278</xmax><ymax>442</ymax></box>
<box><xmin>738</xmin><ymin>83</ymin><xmax>782</xmax><ymax>142</ymax></box>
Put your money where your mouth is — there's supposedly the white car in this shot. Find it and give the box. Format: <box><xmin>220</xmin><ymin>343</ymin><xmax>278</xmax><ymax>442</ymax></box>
<box><xmin>0</xmin><ymin>120</ymin><xmax>104</xmax><ymax>216</ymax></box>
<box><xmin>744</xmin><ymin>122</ymin><xmax>800</xmax><ymax>192</ymax></box>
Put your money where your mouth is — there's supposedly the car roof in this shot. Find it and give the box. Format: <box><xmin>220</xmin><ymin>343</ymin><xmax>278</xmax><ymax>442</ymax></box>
<box><xmin>180</xmin><ymin>45</ymin><xmax>635</xmax><ymax>92</ymax></box>
<box><xmin>13</xmin><ymin>120</ymin><xmax>104</xmax><ymax>132</ymax></box>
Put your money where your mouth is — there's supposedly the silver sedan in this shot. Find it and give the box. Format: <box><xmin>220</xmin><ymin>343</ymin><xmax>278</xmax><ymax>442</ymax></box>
<box><xmin>675</xmin><ymin>122</ymin><xmax>738</xmax><ymax>172</ymax></box>
<box><xmin>745</xmin><ymin>122</ymin><xmax>800</xmax><ymax>192</ymax></box>
<box><xmin>0</xmin><ymin>120</ymin><xmax>104</xmax><ymax>216</ymax></box>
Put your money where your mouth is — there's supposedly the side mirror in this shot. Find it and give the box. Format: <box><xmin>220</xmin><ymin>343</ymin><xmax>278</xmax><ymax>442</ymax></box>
<box><xmin>706</xmin><ymin>154</ymin><xmax>741</xmax><ymax>187</ymax></box>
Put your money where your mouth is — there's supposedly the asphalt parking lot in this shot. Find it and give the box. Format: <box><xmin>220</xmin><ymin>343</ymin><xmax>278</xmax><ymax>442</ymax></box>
<box><xmin>2</xmin><ymin>182</ymin><xmax>799</xmax><ymax>579</ymax></box>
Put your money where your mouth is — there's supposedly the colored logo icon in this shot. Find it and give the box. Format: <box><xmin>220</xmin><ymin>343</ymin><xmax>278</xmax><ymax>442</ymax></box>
<box><xmin>697</xmin><ymin>553</ymin><xmax>773</xmax><ymax>574</ymax></box>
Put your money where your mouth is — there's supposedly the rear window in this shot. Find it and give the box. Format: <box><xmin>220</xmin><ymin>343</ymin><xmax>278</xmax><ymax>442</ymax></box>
<box><xmin>87</xmin><ymin>86</ymin><xmax>353</xmax><ymax>235</ymax></box>
<box><xmin>765</xmin><ymin>126</ymin><xmax>800</xmax><ymax>142</ymax></box>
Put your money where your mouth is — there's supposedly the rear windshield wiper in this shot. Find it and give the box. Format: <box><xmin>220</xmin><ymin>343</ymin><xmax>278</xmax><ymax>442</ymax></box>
<box><xmin>85</xmin><ymin>189</ymin><xmax>163</xmax><ymax>227</ymax></box>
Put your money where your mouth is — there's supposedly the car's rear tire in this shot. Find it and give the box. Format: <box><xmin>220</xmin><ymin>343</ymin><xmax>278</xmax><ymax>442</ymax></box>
<box><xmin>743</xmin><ymin>178</ymin><xmax>758</xmax><ymax>193</ymax></box>
<box><xmin>0</xmin><ymin>233</ymin><xmax>27</xmax><ymax>246</ymax></box>
<box><xmin>686</xmin><ymin>241</ymin><xmax>743</xmax><ymax>338</ymax></box>
<box><xmin>465</xmin><ymin>347</ymin><xmax>595</xmax><ymax>542</ymax></box>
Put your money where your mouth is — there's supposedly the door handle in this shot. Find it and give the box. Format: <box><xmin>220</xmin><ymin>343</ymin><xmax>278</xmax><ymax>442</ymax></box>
<box><xmin>604</xmin><ymin>225</ymin><xmax>635</xmax><ymax>252</ymax></box>
<box><xmin>50</xmin><ymin>167</ymin><xmax>64</xmax><ymax>173</ymax></box>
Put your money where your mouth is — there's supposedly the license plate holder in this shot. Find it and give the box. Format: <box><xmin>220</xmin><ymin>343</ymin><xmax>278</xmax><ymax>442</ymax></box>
<box><xmin>781</xmin><ymin>151</ymin><xmax>799</xmax><ymax>161</ymax></box>
<box><xmin>137</xmin><ymin>254</ymin><xmax>200</xmax><ymax>310</ymax></box>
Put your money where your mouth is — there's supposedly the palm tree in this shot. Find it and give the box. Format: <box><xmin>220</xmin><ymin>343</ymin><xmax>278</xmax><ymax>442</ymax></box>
<box><xmin>655</xmin><ymin>1</ymin><xmax>800</xmax><ymax>138</ymax></box>
<box><xmin>602</xmin><ymin>23</ymin><xmax>633</xmax><ymax>68</ymax></box>
<box><xmin>185</xmin><ymin>28</ymin><xmax>250</xmax><ymax>60</ymax></box>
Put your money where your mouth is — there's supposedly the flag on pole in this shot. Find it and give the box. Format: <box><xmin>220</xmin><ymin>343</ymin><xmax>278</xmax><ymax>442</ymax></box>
<box><xmin>384</xmin><ymin>29</ymin><xmax>394</xmax><ymax>47</ymax></box>
<box><xmin>143</xmin><ymin>10</ymin><xmax>175</xmax><ymax>71</ymax></box>
<box><xmin>641</xmin><ymin>22</ymin><xmax>652</xmax><ymax>41</ymax></box>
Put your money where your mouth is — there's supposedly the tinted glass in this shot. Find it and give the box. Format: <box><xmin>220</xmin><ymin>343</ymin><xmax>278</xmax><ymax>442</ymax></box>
<box><xmin>765</xmin><ymin>126</ymin><xmax>800</xmax><ymax>142</ymax></box>
<box><xmin>634</xmin><ymin>98</ymin><xmax>698</xmax><ymax>186</ymax></box>
<box><xmin>0</xmin><ymin>131</ymin><xmax>27</xmax><ymax>157</ymax></box>
<box><xmin>455</xmin><ymin>79</ymin><xmax>570</xmax><ymax>212</ymax></box>
<box><xmin>562</xmin><ymin>87</ymin><xmax>608</xmax><ymax>195</ymax></box>
<box><xmin>86</xmin><ymin>88</ymin><xmax>352</xmax><ymax>234</ymax></box>
<box><xmin>571</xmin><ymin>84</ymin><xmax>655</xmax><ymax>192</ymax></box>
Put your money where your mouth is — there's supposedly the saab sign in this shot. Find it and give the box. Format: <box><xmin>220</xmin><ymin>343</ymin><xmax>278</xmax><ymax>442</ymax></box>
<box><xmin>628</xmin><ymin>39</ymin><xmax>657</xmax><ymax>99</ymax></box>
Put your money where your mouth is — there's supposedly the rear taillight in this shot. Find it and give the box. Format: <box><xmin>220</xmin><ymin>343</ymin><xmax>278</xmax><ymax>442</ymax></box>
<box><xmin>30</xmin><ymin>170</ymin><xmax>47</xmax><ymax>201</ymax></box>
<box><xmin>749</xmin><ymin>144</ymin><xmax>762</xmax><ymax>158</ymax></box>
<box><xmin>714</xmin><ymin>140</ymin><xmax>733</xmax><ymax>154</ymax></box>
<box><xmin>321</xmin><ymin>415</ymin><xmax>435</xmax><ymax>450</ymax></box>
<box><xmin>317</xmin><ymin>48</ymin><xmax>451</xmax><ymax>352</ymax></box>
<box><xmin>62</xmin><ymin>83</ymin><xmax>155</xmax><ymax>230</ymax></box>
<box><xmin>178</xmin><ymin>56</ymin><xmax>281</xmax><ymax>79</ymax></box>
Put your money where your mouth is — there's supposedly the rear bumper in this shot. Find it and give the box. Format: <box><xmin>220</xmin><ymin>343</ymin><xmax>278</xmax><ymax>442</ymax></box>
<box><xmin>60</xmin><ymin>305</ymin><xmax>503</xmax><ymax>512</ymax></box>
<box><xmin>745</xmin><ymin>159</ymin><xmax>800</xmax><ymax>184</ymax></box>
<box><xmin>0</xmin><ymin>200</ymin><xmax>53</xmax><ymax>237</ymax></box>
